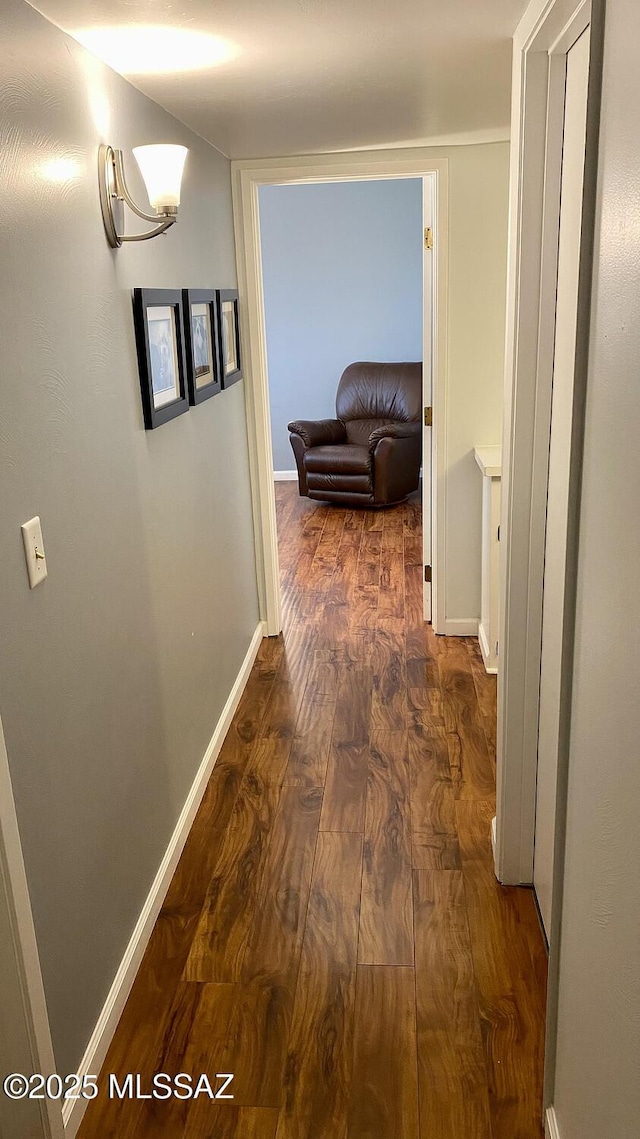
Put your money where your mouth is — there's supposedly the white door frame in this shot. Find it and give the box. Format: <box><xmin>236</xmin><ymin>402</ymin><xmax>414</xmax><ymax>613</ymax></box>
<box><xmin>421</xmin><ymin>174</ymin><xmax>436</xmax><ymax>624</ymax></box>
<box><xmin>495</xmin><ymin>0</ymin><xmax>600</xmax><ymax>888</ymax></box>
<box><xmin>231</xmin><ymin>149</ymin><xmax>449</xmax><ymax>636</ymax></box>
<box><xmin>0</xmin><ymin>714</ymin><xmax>64</xmax><ymax>1139</ymax></box>
<box><xmin>534</xmin><ymin>20</ymin><xmax>591</xmax><ymax>941</ymax></box>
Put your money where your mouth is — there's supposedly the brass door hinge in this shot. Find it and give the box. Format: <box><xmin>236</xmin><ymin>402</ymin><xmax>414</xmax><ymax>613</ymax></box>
<box><xmin>424</xmin><ymin>226</ymin><xmax>434</xmax><ymax>250</ymax></box>
<box><xmin>424</xmin><ymin>406</ymin><xmax>433</xmax><ymax>427</ymax></box>
<box><xmin>424</xmin><ymin>565</ymin><xmax>432</xmax><ymax>583</ymax></box>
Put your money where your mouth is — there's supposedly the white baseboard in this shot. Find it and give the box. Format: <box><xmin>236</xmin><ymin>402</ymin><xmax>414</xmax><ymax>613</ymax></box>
<box><xmin>440</xmin><ymin>618</ymin><xmax>479</xmax><ymax>637</ymax></box>
<box><xmin>63</xmin><ymin>622</ymin><xmax>265</xmax><ymax>1137</ymax></box>
<box><xmin>545</xmin><ymin>1106</ymin><xmax>561</xmax><ymax>1139</ymax></box>
<box><xmin>478</xmin><ymin>621</ymin><xmax>498</xmax><ymax>673</ymax></box>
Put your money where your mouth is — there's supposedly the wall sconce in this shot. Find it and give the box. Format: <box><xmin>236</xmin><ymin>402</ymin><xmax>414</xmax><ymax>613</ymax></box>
<box><xmin>98</xmin><ymin>143</ymin><xmax>188</xmax><ymax>247</ymax></box>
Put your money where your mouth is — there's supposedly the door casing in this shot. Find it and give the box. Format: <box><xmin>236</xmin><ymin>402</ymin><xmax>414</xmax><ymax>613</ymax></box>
<box><xmin>535</xmin><ymin>23</ymin><xmax>591</xmax><ymax>942</ymax></box>
<box><xmin>231</xmin><ymin>150</ymin><xmax>449</xmax><ymax>635</ymax></box>
<box><xmin>496</xmin><ymin>0</ymin><xmax>598</xmax><ymax>886</ymax></box>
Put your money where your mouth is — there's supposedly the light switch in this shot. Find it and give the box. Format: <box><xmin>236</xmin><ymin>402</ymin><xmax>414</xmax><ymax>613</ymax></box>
<box><xmin>21</xmin><ymin>516</ymin><xmax>48</xmax><ymax>589</ymax></box>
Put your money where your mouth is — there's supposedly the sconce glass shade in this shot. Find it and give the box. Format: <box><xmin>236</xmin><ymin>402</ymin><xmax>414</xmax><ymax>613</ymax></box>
<box><xmin>132</xmin><ymin>144</ymin><xmax>188</xmax><ymax>212</ymax></box>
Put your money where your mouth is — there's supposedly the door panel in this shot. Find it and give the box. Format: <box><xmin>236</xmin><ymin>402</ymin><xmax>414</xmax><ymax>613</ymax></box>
<box><xmin>534</xmin><ymin>26</ymin><xmax>591</xmax><ymax>938</ymax></box>
<box><xmin>422</xmin><ymin>178</ymin><xmax>433</xmax><ymax>621</ymax></box>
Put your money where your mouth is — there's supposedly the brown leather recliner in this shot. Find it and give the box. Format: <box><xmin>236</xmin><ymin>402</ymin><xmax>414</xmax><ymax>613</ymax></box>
<box><xmin>288</xmin><ymin>361</ymin><xmax>422</xmax><ymax>506</ymax></box>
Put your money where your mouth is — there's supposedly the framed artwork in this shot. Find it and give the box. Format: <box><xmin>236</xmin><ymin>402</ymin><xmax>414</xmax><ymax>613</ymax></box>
<box><xmin>217</xmin><ymin>289</ymin><xmax>243</xmax><ymax>388</ymax></box>
<box><xmin>182</xmin><ymin>289</ymin><xmax>222</xmax><ymax>404</ymax></box>
<box><xmin>133</xmin><ymin>289</ymin><xmax>189</xmax><ymax>429</ymax></box>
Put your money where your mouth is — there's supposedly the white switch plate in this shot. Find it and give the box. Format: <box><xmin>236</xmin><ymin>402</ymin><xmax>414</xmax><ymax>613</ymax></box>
<box><xmin>21</xmin><ymin>516</ymin><xmax>48</xmax><ymax>588</ymax></box>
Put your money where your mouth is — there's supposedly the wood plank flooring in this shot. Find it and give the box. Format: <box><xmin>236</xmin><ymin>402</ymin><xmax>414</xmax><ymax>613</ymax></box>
<box><xmin>78</xmin><ymin>484</ymin><xmax>546</xmax><ymax>1139</ymax></box>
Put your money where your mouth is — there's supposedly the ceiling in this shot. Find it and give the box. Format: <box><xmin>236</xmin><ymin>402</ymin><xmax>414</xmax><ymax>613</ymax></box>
<box><xmin>31</xmin><ymin>0</ymin><xmax>529</xmax><ymax>159</ymax></box>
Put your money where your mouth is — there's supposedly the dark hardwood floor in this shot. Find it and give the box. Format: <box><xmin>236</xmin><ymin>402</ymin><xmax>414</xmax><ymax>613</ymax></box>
<box><xmin>78</xmin><ymin>483</ymin><xmax>547</xmax><ymax>1139</ymax></box>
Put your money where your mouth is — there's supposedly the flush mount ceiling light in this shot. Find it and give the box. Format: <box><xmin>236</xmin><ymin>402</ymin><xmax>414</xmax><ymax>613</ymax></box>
<box><xmin>98</xmin><ymin>143</ymin><xmax>188</xmax><ymax>247</ymax></box>
<box><xmin>74</xmin><ymin>26</ymin><xmax>239</xmax><ymax>76</ymax></box>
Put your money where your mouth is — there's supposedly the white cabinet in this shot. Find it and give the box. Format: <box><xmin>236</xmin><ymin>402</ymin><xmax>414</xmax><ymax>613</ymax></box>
<box><xmin>474</xmin><ymin>446</ymin><xmax>502</xmax><ymax>674</ymax></box>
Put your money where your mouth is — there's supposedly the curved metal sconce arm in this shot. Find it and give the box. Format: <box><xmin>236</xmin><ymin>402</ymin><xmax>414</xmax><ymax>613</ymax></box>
<box><xmin>98</xmin><ymin>144</ymin><xmax>179</xmax><ymax>248</ymax></box>
<box><xmin>113</xmin><ymin>149</ymin><xmax>163</xmax><ymax>225</ymax></box>
<box><xmin>119</xmin><ymin>218</ymin><xmax>176</xmax><ymax>241</ymax></box>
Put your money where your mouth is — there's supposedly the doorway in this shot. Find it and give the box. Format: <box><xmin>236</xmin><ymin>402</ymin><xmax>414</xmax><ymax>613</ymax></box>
<box><xmin>256</xmin><ymin>176</ymin><xmax>429</xmax><ymax>618</ymax></box>
<box><xmin>231</xmin><ymin>151</ymin><xmax>448</xmax><ymax>638</ymax></box>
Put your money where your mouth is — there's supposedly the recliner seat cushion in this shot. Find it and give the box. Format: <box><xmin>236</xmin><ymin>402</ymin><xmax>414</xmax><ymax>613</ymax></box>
<box><xmin>303</xmin><ymin>443</ymin><xmax>372</xmax><ymax>475</ymax></box>
<box><xmin>344</xmin><ymin>419</ymin><xmax>395</xmax><ymax>447</ymax></box>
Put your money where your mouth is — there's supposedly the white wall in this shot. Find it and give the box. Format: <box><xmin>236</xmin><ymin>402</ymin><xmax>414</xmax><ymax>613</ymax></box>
<box><xmin>550</xmin><ymin>1</ymin><xmax>640</xmax><ymax>1134</ymax></box>
<box><xmin>441</xmin><ymin>143</ymin><xmax>510</xmax><ymax>624</ymax></box>
<box><xmin>0</xmin><ymin>0</ymin><xmax>259</xmax><ymax>1075</ymax></box>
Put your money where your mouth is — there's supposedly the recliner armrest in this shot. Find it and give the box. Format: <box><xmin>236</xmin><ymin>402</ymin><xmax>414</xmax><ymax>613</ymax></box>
<box><xmin>287</xmin><ymin>418</ymin><xmax>347</xmax><ymax>448</ymax></box>
<box><xmin>368</xmin><ymin>421</ymin><xmax>421</xmax><ymax>449</ymax></box>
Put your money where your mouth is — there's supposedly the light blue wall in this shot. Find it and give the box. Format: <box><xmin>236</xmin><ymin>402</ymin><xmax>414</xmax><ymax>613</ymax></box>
<box><xmin>259</xmin><ymin>179</ymin><xmax>423</xmax><ymax>471</ymax></box>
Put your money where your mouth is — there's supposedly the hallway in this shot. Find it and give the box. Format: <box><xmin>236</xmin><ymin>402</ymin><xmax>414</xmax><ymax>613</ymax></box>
<box><xmin>79</xmin><ymin>484</ymin><xmax>547</xmax><ymax>1139</ymax></box>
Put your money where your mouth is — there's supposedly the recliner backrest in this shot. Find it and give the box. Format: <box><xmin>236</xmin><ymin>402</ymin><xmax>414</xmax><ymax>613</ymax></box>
<box><xmin>335</xmin><ymin>362</ymin><xmax>423</xmax><ymax>425</ymax></box>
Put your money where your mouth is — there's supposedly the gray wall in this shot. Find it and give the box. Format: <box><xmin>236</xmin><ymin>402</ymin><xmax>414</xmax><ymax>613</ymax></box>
<box><xmin>258</xmin><ymin>179</ymin><xmax>423</xmax><ymax>472</ymax></box>
<box><xmin>0</xmin><ymin>0</ymin><xmax>259</xmax><ymax>1073</ymax></box>
<box><xmin>551</xmin><ymin>2</ymin><xmax>640</xmax><ymax>1134</ymax></box>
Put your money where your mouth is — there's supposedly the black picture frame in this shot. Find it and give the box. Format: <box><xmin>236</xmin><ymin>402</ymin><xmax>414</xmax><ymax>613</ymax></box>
<box><xmin>182</xmin><ymin>289</ymin><xmax>222</xmax><ymax>404</ymax></box>
<box><xmin>133</xmin><ymin>288</ymin><xmax>190</xmax><ymax>429</ymax></box>
<box><xmin>217</xmin><ymin>289</ymin><xmax>243</xmax><ymax>388</ymax></box>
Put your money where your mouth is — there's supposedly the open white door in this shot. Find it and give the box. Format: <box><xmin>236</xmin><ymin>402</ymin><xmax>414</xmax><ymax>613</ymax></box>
<box><xmin>422</xmin><ymin>176</ymin><xmax>434</xmax><ymax>622</ymax></box>
<box><xmin>534</xmin><ymin>21</ymin><xmax>591</xmax><ymax>939</ymax></box>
